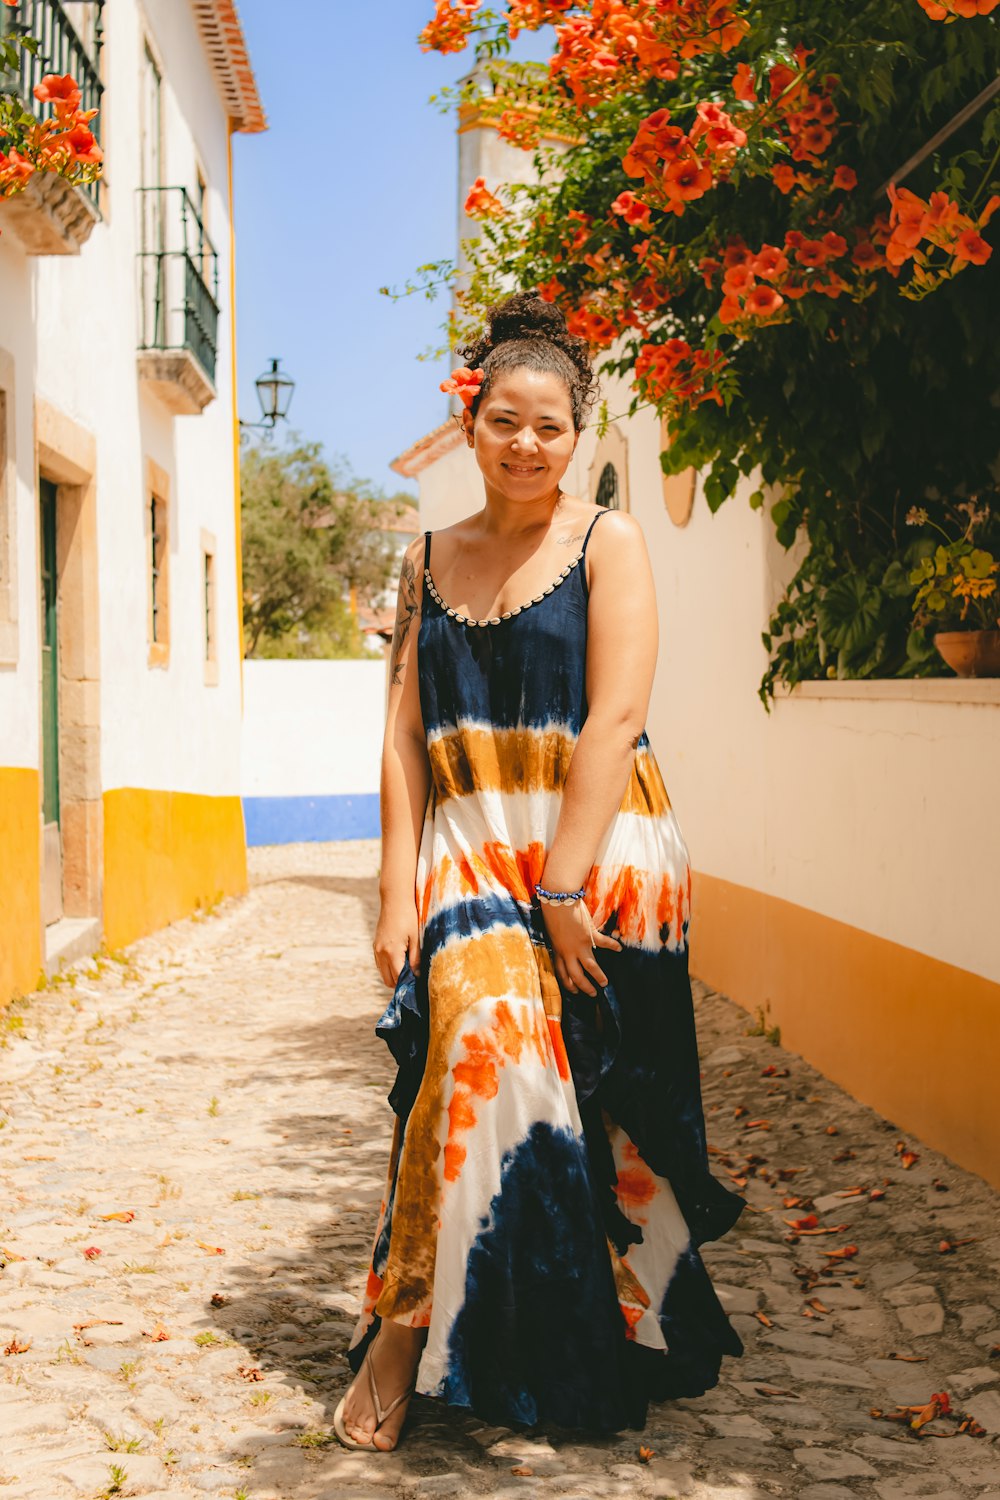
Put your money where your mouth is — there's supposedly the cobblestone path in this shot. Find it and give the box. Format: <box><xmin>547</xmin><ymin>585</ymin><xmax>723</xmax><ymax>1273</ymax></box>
<box><xmin>2</xmin><ymin>840</ymin><xmax>1000</xmax><ymax>1500</ymax></box>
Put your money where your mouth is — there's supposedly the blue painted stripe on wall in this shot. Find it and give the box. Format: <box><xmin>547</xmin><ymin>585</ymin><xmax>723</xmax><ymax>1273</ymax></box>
<box><xmin>243</xmin><ymin>794</ymin><xmax>380</xmax><ymax>846</ymax></box>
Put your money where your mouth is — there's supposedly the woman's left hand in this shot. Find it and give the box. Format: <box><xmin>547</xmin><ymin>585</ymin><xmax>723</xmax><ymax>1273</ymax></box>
<box><xmin>541</xmin><ymin>900</ymin><xmax>622</xmax><ymax>996</ymax></box>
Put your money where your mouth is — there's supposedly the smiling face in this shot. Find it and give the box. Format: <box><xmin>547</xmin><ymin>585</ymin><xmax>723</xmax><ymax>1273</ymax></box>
<box><xmin>462</xmin><ymin>368</ymin><xmax>578</xmax><ymax>503</ymax></box>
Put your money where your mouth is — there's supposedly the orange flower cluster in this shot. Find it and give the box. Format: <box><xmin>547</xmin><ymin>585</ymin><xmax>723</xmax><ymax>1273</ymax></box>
<box><xmin>885</xmin><ymin>183</ymin><xmax>997</xmax><ymax>288</ymax></box>
<box><xmin>765</xmin><ymin>59</ymin><xmax>845</xmax><ymax>193</ymax></box>
<box><xmin>559</xmin><ymin>205</ymin><xmax>595</xmax><ymax>255</ymax></box>
<box><xmin>536</xmin><ymin>274</ymin><xmax>566</xmax><ymax>302</ymax></box>
<box><xmin>916</xmin><ymin>0</ymin><xmax>998</xmax><ymax>16</ymax></box>
<box><xmin>418</xmin><ymin>0</ymin><xmax>481</xmax><ymax>54</ymax></box>
<box><xmin>549</xmin><ymin>0</ymin><xmax>747</xmax><ymax>109</ymax></box>
<box><xmin>1</xmin><ymin>71</ymin><xmax>103</xmax><ymax>200</ymax></box>
<box><xmin>506</xmin><ymin>0</ymin><xmax>574</xmax><ymax>39</ymax></box>
<box><xmin>0</xmin><ymin>147</ymin><xmax>33</xmax><ymax>192</ymax></box>
<box><xmin>464</xmin><ymin>175</ymin><xmax>506</xmax><ymax>220</ymax></box>
<box><xmin>565</xmin><ymin>302</ymin><xmax>618</xmax><ymax>347</ymax></box>
<box><xmin>634</xmin><ymin>336</ymin><xmax>725</xmax><ymax>407</ymax></box>
<box><xmin>621</xmin><ymin>103</ymin><xmax>744</xmax><ymax>218</ymax></box>
<box><xmin>611</xmin><ymin>188</ymin><xmax>652</xmax><ymax>226</ymax></box>
<box><xmin>630</xmin><ymin>268</ymin><xmax>675</xmax><ymax>325</ymax></box>
<box><xmin>496</xmin><ymin>108</ymin><xmax>541</xmax><ymax>150</ymax></box>
<box><xmin>705</xmin><ymin>228</ymin><xmax>861</xmax><ymax>330</ymax></box>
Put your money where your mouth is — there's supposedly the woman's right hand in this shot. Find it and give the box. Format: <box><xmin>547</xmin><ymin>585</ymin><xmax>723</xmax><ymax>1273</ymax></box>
<box><xmin>373</xmin><ymin>898</ymin><xmax>422</xmax><ymax>988</ymax></box>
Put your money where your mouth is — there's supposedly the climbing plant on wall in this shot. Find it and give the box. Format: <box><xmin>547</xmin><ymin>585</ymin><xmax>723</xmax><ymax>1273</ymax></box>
<box><xmin>412</xmin><ymin>1</ymin><xmax>1000</xmax><ymax>701</ymax></box>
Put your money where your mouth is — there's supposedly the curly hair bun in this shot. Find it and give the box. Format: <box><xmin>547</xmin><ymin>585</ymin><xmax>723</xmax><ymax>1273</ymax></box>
<box><xmin>487</xmin><ymin>291</ymin><xmax>570</xmax><ymax>347</ymax></box>
<box><xmin>457</xmin><ymin>289</ymin><xmax>598</xmax><ymax>430</ymax></box>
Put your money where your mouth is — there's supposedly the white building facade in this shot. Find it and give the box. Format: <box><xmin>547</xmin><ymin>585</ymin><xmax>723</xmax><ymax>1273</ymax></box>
<box><xmin>0</xmin><ymin>0</ymin><xmax>264</xmax><ymax>997</ymax></box>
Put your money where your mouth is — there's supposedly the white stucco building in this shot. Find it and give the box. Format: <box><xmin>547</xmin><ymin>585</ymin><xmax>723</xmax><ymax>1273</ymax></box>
<box><xmin>0</xmin><ymin>0</ymin><xmax>264</xmax><ymax>996</ymax></box>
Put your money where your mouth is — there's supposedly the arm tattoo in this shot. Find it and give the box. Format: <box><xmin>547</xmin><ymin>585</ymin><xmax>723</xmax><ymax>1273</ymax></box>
<box><xmin>390</xmin><ymin>556</ymin><xmax>419</xmax><ymax>687</ymax></box>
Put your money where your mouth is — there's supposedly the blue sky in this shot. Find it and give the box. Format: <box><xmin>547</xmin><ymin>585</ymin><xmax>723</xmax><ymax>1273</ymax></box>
<box><xmin>232</xmin><ymin>3</ymin><xmax>549</xmax><ymax>498</ymax></box>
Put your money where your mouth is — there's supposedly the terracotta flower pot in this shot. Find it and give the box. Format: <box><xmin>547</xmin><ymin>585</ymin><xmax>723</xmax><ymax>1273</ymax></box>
<box><xmin>933</xmin><ymin>629</ymin><xmax>1000</xmax><ymax>678</ymax></box>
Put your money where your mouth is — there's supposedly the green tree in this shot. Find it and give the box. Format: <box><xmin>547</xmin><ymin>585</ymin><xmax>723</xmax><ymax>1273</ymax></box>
<box><xmin>240</xmin><ymin>435</ymin><xmax>405</xmax><ymax>659</ymax></box>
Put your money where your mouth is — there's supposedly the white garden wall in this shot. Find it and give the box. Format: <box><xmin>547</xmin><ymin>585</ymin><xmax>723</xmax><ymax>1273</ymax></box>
<box><xmin>241</xmin><ymin>659</ymin><xmax>387</xmax><ymax>844</ymax></box>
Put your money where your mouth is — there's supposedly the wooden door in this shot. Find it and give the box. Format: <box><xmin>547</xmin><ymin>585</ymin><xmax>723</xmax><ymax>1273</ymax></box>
<box><xmin>40</xmin><ymin>477</ymin><xmax>62</xmax><ymax>924</ymax></box>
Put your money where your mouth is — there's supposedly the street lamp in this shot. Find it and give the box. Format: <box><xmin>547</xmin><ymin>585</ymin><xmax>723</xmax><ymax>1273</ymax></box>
<box><xmin>240</xmin><ymin>357</ymin><xmax>295</xmax><ymax>431</ymax></box>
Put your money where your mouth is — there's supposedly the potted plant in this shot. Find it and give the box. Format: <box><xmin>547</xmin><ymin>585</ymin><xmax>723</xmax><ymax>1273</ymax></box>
<box><xmin>906</xmin><ymin>502</ymin><xmax>1000</xmax><ymax>678</ymax></box>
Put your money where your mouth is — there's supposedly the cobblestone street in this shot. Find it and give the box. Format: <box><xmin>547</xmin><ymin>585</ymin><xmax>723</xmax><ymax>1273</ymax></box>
<box><xmin>2</xmin><ymin>840</ymin><xmax>999</xmax><ymax>1500</ymax></box>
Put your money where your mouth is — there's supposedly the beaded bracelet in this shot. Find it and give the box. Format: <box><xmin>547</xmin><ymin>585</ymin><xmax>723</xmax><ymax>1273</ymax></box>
<box><xmin>534</xmin><ymin>883</ymin><xmax>586</xmax><ymax>906</ymax></box>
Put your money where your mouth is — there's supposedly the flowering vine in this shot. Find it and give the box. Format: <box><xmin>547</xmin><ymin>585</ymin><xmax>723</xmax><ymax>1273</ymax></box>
<box><xmin>425</xmin><ymin>0</ymin><xmax>998</xmax><ymax>420</ymax></box>
<box><xmin>408</xmin><ymin>0</ymin><xmax>1000</xmax><ymax>695</ymax></box>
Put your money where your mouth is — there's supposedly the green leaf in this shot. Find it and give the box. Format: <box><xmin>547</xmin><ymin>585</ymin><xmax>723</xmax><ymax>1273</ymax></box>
<box><xmin>816</xmin><ymin>576</ymin><xmax>884</xmax><ymax>655</ymax></box>
<box><xmin>703</xmin><ymin>460</ymin><xmax>738</xmax><ymax>513</ymax></box>
<box><xmin>881</xmin><ymin>559</ymin><xmax>914</xmax><ymax>598</ymax></box>
<box><xmin>967</xmin><ymin>548</ymin><xmax>997</xmax><ymax>579</ymax></box>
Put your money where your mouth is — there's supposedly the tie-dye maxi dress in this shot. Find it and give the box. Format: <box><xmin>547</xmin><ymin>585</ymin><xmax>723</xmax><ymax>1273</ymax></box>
<box><xmin>346</xmin><ymin>506</ymin><xmax>746</xmax><ymax>1432</ymax></box>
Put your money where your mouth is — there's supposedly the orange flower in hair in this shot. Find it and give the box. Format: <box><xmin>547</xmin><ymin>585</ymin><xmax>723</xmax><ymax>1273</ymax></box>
<box><xmin>440</xmin><ymin>366</ymin><xmax>484</xmax><ymax>408</ymax></box>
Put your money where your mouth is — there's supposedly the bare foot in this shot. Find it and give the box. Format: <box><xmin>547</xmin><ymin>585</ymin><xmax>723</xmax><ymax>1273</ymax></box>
<box><xmin>341</xmin><ymin>1319</ymin><xmax>426</xmax><ymax>1450</ymax></box>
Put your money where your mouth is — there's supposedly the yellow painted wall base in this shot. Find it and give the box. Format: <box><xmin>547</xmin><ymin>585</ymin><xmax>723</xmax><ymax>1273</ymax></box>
<box><xmin>690</xmin><ymin>871</ymin><xmax>1000</xmax><ymax>1193</ymax></box>
<box><xmin>103</xmin><ymin>788</ymin><xmax>248</xmax><ymax>951</ymax></box>
<box><xmin>0</xmin><ymin>767</ymin><xmax>41</xmax><ymax>1005</ymax></box>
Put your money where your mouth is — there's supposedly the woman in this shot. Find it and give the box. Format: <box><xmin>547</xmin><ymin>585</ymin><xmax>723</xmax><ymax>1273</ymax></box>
<box><xmin>335</xmin><ymin>292</ymin><xmax>746</xmax><ymax>1453</ymax></box>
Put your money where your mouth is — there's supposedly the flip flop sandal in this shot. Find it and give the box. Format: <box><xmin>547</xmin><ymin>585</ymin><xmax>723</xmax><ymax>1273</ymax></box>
<box><xmin>333</xmin><ymin>1340</ymin><xmax>417</xmax><ymax>1451</ymax></box>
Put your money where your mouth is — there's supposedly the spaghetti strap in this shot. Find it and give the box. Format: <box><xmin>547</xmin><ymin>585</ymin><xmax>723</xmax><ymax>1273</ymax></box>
<box><xmin>581</xmin><ymin>506</ymin><xmax>612</xmax><ymax>555</ymax></box>
<box><xmin>423</xmin><ymin>529</ymin><xmax>432</xmax><ymax>571</ymax></box>
<box><xmin>580</xmin><ymin>507</ymin><xmax>613</xmax><ymax>599</ymax></box>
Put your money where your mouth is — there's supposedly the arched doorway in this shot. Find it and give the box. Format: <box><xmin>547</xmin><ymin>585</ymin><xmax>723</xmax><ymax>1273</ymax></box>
<box><xmin>588</xmin><ymin>424</ymin><xmax>630</xmax><ymax>511</ymax></box>
<box><xmin>595</xmin><ymin>461</ymin><xmax>620</xmax><ymax>510</ymax></box>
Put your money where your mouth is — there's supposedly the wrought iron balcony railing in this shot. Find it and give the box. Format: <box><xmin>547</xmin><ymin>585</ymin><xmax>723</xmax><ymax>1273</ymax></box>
<box><xmin>1</xmin><ymin>0</ymin><xmax>105</xmax><ymax>211</ymax></box>
<box><xmin>137</xmin><ymin>186</ymin><xmax>220</xmax><ymax>388</ymax></box>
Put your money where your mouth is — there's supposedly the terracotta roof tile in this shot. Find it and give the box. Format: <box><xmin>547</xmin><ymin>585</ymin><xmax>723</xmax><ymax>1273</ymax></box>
<box><xmin>190</xmin><ymin>0</ymin><xmax>266</xmax><ymax>134</ymax></box>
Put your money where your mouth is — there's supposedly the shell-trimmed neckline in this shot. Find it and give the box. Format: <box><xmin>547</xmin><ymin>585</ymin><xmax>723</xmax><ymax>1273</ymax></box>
<box><xmin>423</xmin><ymin>551</ymin><xmax>584</xmax><ymax>627</ymax></box>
